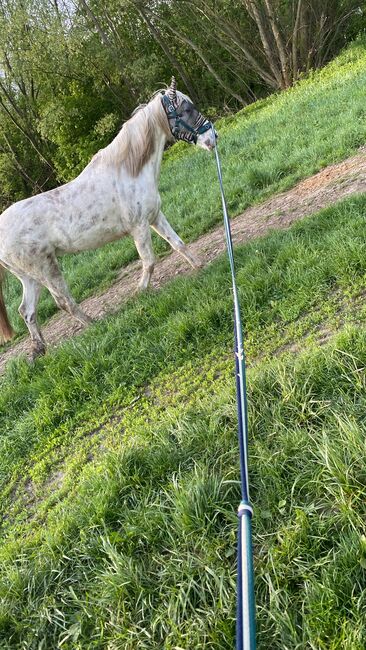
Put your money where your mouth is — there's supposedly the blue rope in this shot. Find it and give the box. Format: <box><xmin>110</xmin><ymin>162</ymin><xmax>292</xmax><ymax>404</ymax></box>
<box><xmin>212</xmin><ymin>129</ymin><xmax>256</xmax><ymax>650</ymax></box>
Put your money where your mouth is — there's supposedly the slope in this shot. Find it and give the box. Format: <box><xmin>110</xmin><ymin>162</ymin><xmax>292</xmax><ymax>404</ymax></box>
<box><xmin>1</xmin><ymin>39</ymin><xmax>366</xmax><ymax>650</ymax></box>
<box><xmin>1</xmin><ymin>193</ymin><xmax>366</xmax><ymax>648</ymax></box>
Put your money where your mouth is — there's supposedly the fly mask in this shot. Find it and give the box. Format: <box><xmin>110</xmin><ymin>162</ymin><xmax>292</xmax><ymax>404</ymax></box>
<box><xmin>161</xmin><ymin>77</ymin><xmax>217</xmax><ymax>149</ymax></box>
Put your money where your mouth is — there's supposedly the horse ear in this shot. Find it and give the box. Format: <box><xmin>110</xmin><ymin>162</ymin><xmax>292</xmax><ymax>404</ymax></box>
<box><xmin>167</xmin><ymin>76</ymin><xmax>177</xmax><ymax>101</ymax></box>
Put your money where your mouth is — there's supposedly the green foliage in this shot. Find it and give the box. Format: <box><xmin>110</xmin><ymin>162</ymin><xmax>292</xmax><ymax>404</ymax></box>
<box><xmin>39</xmin><ymin>83</ymin><xmax>119</xmax><ymax>179</ymax></box>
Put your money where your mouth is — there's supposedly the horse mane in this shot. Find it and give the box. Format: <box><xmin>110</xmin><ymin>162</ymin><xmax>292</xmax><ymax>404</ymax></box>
<box><xmin>91</xmin><ymin>93</ymin><xmax>171</xmax><ymax>177</ymax></box>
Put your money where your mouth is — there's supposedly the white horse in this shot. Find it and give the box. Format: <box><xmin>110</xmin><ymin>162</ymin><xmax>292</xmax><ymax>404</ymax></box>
<box><xmin>0</xmin><ymin>77</ymin><xmax>216</xmax><ymax>358</ymax></box>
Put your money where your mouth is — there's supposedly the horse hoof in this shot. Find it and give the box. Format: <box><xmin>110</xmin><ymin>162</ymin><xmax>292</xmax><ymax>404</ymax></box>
<box><xmin>31</xmin><ymin>343</ymin><xmax>46</xmax><ymax>361</ymax></box>
<box><xmin>191</xmin><ymin>256</ymin><xmax>204</xmax><ymax>270</ymax></box>
<box><xmin>83</xmin><ymin>314</ymin><xmax>94</xmax><ymax>326</ymax></box>
<box><xmin>136</xmin><ymin>283</ymin><xmax>149</xmax><ymax>294</ymax></box>
<box><xmin>137</xmin><ymin>277</ymin><xmax>152</xmax><ymax>292</ymax></box>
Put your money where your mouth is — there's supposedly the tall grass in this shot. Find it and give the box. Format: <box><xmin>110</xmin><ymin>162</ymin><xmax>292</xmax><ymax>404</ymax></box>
<box><xmin>1</xmin><ymin>330</ymin><xmax>366</xmax><ymax>648</ymax></box>
<box><xmin>1</xmin><ymin>194</ymin><xmax>366</xmax><ymax>647</ymax></box>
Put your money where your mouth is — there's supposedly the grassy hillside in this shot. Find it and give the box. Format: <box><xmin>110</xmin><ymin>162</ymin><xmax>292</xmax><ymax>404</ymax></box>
<box><xmin>3</xmin><ymin>38</ymin><xmax>366</xmax><ymax>340</ymax></box>
<box><xmin>2</xmin><ymin>37</ymin><xmax>366</xmax><ymax>650</ymax></box>
<box><xmin>1</xmin><ymin>190</ymin><xmax>366</xmax><ymax>648</ymax></box>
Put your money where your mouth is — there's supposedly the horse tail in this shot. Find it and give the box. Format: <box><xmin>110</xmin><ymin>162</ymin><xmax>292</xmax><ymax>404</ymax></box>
<box><xmin>0</xmin><ymin>265</ymin><xmax>14</xmax><ymax>343</ymax></box>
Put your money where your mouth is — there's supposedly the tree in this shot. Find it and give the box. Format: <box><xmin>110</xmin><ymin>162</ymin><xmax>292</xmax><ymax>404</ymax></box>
<box><xmin>0</xmin><ymin>0</ymin><xmax>364</xmax><ymax>209</ymax></box>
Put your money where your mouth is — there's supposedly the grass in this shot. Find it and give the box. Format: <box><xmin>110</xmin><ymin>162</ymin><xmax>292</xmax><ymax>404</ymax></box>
<box><xmin>1</xmin><ymin>192</ymin><xmax>366</xmax><ymax>647</ymax></box>
<box><xmin>3</xmin><ymin>38</ymin><xmax>366</xmax><ymax>339</ymax></box>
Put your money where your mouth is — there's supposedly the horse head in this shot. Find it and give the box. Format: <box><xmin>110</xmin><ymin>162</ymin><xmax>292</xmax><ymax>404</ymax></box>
<box><xmin>161</xmin><ymin>76</ymin><xmax>217</xmax><ymax>151</ymax></box>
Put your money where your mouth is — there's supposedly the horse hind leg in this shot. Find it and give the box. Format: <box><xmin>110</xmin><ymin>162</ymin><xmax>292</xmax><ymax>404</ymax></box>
<box><xmin>43</xmin><ymin>254</ymin><xmax>92</xmax><ymax>327</ymax></box>
<box><xmin>18</xmin><ymin>276</ymin><xmax>45</xmax><ymax>359</ymax></box>
<box><xmin>151</xmin><ymin>211</ymin><xmax>202</xmax><ymax>269</ymax></box>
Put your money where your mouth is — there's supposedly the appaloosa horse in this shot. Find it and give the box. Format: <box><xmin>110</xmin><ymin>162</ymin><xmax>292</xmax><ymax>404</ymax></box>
<box><xmin>0</xmin><ymin>77</ymin><xmax>216</xmax><ymax>357</ymax></box>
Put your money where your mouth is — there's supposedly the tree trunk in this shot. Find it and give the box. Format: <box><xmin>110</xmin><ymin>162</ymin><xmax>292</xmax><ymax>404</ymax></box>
<box><xmin>143</xmin><ymin>6</ymin><xmax>247</xmax><ymax>104</ymax></box>
<box><xmin>77</xmin><ymin>0</ymin><xmax>138</xmax><ymax>99</ymax></box>
<box><xmin>0</xmin><ymin>128</ymin><xmax>43</xmax><ymax>193</ymax></box>
<box><xmin>243</xmin><ymin>0</ymin><xmax>284</xmax><ymax>89</ymax></box>
<box><xmin>0</xmin><ymin>95</ymin><xmax>55</xmax><ymax>173</ymax></box>
<box><xmin>263</xmin><ymin>0</ymin><xmax>290</xmax><ymax>87</ymax></box>
<box><xmin>136</xmin><ymin>5</ymin><xmax>200</xmax><ymax>104</ymax></box>
<box><xmin>197</xmin><ymin>1</ymin><xmax>278</xmax><ymax>89</ymax></box>
<box><xmin>292</xmin><ymin>0</ymin><xmax>303</xmax><ymax>81</ymax></box>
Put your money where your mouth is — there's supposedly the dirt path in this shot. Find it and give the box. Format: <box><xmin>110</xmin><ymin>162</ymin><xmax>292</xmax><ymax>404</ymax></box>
<box><xmin>1</xmin><ymin>148</ymin><xmax>366</xmax><ymax>373</ymax></box>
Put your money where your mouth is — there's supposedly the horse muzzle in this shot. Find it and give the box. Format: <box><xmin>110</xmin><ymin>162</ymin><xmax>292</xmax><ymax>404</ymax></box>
<box><xmin>196</xmin><ymin>127</ymin><xmax>218</xmax><ymax>151</ymax></box>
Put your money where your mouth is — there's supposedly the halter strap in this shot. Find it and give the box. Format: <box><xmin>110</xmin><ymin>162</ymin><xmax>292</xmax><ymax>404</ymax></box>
<box><xmin>161</xmin><ymin>94</ymin><xmax>212</xmax><ymax>144</ymax></box>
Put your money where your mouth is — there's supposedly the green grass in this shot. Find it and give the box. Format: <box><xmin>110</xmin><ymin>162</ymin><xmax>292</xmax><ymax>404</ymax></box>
<box><xmin>1</xmin><ymin>193</ymin><xmax>366</xmax><ymax>647</ymax></box>
<box><xmin>3</xmin><ymin>38</ymin><xmax>366</xmax><ymax>339</ymax></box>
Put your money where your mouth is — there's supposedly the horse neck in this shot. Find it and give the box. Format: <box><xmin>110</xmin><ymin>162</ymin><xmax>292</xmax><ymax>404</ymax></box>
<box><xmin>150</xmin><ymin>121</ymin><xmax>168</xmax><ymax>182</ymax></box>
<box><xmin>99</xmin><ymin>95</ymin><xmax>171</xmax><ymax>181</ymax></box>
<box><xmin>138</xmin><ymin>95</ymin><xmax>170</xmax><ymax>181</ymax></box>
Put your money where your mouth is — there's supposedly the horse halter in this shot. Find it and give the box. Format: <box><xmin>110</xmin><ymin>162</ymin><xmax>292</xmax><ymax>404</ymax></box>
<box><xmin>161</xmin><ymin>92</ymin><xmax>213</xmax><ymax>144</ymax></box>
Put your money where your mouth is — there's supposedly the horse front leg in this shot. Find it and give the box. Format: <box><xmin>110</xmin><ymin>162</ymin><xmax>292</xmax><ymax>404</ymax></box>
<box><xmin>151</xmin><ymin>211</ymin><xmax>202</xmax><ymax>269</ymax></box>
<box><xmin>132</xmin><ymin>225</ymin><xmax>155</xmax><ymax>291</ymax></box>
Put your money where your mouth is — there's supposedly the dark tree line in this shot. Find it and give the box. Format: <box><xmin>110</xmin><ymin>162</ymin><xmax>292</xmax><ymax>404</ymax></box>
<box><xmin>0</xmin><ymin>0</ymin><xmax>364</xmax><ymax>208</ymax></box>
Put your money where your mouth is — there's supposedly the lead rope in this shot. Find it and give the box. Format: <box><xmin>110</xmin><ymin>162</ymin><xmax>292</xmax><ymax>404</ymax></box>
<box><xmin>212</xmin><ymin>127</ymin><xmax>256</xmax><ymax>650</ymax></box>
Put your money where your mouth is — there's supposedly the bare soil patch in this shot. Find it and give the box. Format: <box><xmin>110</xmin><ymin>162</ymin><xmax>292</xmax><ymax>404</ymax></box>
<box><xmin>1</xmin><ymin>148</ymin><xmax>366</xmax><ymax>374</ymax></box>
